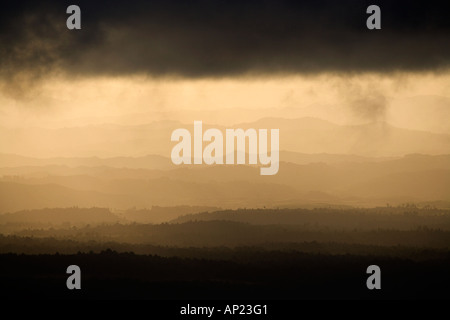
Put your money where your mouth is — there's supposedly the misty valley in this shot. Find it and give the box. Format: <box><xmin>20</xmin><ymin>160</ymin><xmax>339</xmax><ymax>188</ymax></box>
<box><xmin>0</xmin><ymin>124</ymin><xmax>450</xmax><ymax>299</ymax></box>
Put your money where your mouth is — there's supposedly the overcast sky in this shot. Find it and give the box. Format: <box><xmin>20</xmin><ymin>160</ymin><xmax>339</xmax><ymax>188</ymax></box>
<box><xmin>1</xmin><ymin>0</ymin><xmax>450</xmax><ymax>78</ymax></box>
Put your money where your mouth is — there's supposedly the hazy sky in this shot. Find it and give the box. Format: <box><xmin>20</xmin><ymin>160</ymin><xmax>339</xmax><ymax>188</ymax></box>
<box><xmin>0</xmin><ymin>73</ymin><xmax>449</xmax><ymax>133</ymax></box>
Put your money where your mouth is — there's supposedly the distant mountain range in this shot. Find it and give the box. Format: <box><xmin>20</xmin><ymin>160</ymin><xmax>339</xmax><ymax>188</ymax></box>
<box><xmin>0</xmin><ymin>153</ymin><xmax>449</xmax><ymax>212</ymax></box>
<box><xmin>0</xmin><ymin>153</ymin><xmax>173</xmax><ymax>170</ymax></box>
<box><xmin>0</xmin><ymin>150</ymin><xmax>392</xmax><ymax>170</ymax></box>
<box><xmin>0</xmin><ymin>206</ymin><xmax>218</xmax><ymax>228</ymax></box>
<box><xmin>0</xmin><ymin>117</ymin><xmax>449</xmax><ymax>157</ymax></box>
<box><xmin>238</xmin><ymin>117</ymin><xmax>450</xmax><ymax>157</ymax></box>
<box><xmin>19</xmin><ymin>95</ymin><xmax>449</xmax><ymax>135</ymax></box>
<box><xmin>170</xmin><ymin>208</ymin><xmax>450</xmax><ymax>231</ymax></box>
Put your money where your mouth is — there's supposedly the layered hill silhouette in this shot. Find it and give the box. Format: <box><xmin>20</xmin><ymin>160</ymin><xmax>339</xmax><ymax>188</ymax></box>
<box><xmin>5</xmin><ymin>210</ymin><xmax>450</xmax><ymax>248</ymax></box>
<box><xmin>0</xmin><ymin>207</ymin><xmax>122</xmax><ymax>227</ymax></box>
<box><xmin>171</xmin><ymin>207</ymin><xmax>450</xmax><ymax>230</ymax></box>
<box><xmin>1</xmin><ymin>117</ymin><xmax>449</xmax><ymax>212</ymax></box>
<box><xmin>0</xmin><ymin>153</ymin><xmax>173</xmax><ymax>170</ymax></box>
<box><xmin>0</xmin><ymin>206</ymin><xmax>218</xmax><ymax>229</ymax></box>
<box><xmin>1</xmin><ymin>153</ymin><xmax>449</xmax><ymax>212</ymax></box>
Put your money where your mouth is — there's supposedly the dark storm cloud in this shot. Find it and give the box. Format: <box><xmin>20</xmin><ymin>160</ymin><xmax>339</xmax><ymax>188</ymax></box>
<box><xmin>1</xmin><ymin>0</ymin><xmax>450</xmax><ymax>79</ymax></box>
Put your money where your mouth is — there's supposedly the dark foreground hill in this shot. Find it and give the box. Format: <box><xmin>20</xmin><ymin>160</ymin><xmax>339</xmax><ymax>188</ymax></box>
<box><xmin>0</xmin><ymin>250</ymin><xmax>449</xmax><ymax>299</ymax></box>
